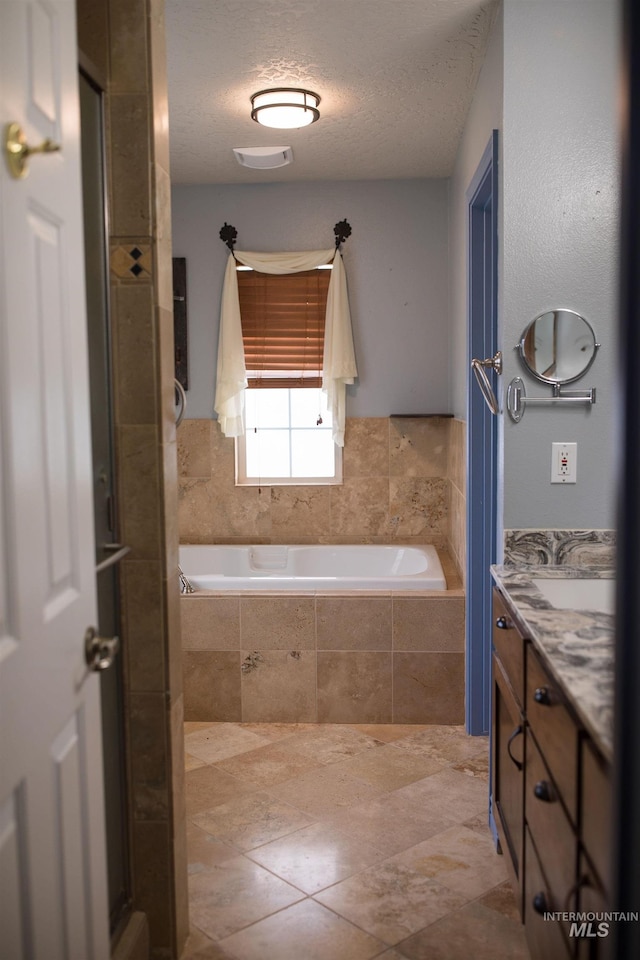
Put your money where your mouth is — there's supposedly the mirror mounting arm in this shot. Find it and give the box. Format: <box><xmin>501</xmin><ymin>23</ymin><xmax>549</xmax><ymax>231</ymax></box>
<box><xmin>507</xmin><ymin>377</ymin><xmax>596</xmax><ymax>423</ymax></box>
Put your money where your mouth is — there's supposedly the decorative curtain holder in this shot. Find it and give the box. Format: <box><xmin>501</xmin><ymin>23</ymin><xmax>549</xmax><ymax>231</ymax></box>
<box><xmin>214</xmin><ymin>226</ymin><xmax>356</xmax><ymax>446</ymax></box>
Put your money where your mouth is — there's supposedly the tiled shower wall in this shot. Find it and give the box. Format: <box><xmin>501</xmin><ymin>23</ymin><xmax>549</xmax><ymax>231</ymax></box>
<box><xmin>78</xmin><ymin>2</ymin><xmax>187</xmax><ymax>958</ymax></box>
<box><xmin>178</xmin><ymin>415</ymin><xmax>467</xmax><ymax>569</ymax></box>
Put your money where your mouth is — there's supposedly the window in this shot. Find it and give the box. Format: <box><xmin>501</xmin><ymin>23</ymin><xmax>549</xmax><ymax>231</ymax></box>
<box><xmin>236</xmin><ymin>387</ymin><xmax>342</xmax><ymax>485</ymax></box>
<box><xmin>234</xmin><ymin>264</ymin><xmax>341</xmax><ymax>485</ymax></box>
<box><xmin>238</xmin><ymin>266</ymin><xmax>331</xmax><ymax>387</ymax></box>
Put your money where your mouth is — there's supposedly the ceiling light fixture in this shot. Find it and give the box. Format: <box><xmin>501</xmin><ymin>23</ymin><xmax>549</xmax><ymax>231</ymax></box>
<box><xmin>250</xmin><ymin>87</ymin><xmax>321</xmax><ymax>129</ymax></box>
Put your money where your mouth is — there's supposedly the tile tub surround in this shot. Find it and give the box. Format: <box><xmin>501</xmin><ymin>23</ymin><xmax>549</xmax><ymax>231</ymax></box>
<box><xmin>181</xmin><ymin>578</ymin><xmax>465</xmax><ymax>724</ymax></box>
<box><xmin>503</xmin><ymin>528</ymin><xmax>615</xmax><ymax>567</ymax></box>
<box><xmin>491</xmin><ymin>564</ymin><xmax>615</xmax><ymax>758</ymax></box>
<box><xmin>179</xmin><ymin>722</ymin><xmax>529</xmax><ymax>960</ymax></box>
<box><xmin>177</xmin><ymin>416</ymin><xmax>467</xmax><ymax>576</ymax></box>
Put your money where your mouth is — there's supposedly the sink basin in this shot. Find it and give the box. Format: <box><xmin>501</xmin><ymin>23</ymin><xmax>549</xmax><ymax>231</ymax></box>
<box><xmin>532</xmin><ymin>578</ymin><xmax>615</xmax><ymax>615</ymax></box>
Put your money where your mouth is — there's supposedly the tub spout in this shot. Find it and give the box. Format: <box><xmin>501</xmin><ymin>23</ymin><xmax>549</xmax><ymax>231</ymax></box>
<box><xmin>178</xmin><ymin>565</ymin><xmax>195</xmax><ymax>594</ymax></box>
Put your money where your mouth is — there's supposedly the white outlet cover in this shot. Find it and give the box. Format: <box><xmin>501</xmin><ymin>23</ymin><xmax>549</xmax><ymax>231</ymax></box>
<box><xmin>551</xmin><ymin>441</ymin><xmax>577</xmax><ymax>483</ymax></box>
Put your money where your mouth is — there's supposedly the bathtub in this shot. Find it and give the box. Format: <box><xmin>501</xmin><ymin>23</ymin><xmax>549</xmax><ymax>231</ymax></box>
<box><xmin>179</xmin><ymin>543</ymin><xmax>447</xmax><ymax>591</ymax></box>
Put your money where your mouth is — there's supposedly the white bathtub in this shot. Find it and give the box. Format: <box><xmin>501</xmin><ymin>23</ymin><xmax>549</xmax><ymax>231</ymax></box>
<box><xmin>179</xmin><ymin>543</ymin><xmax>447</xmax><ymax>591</ymax></box>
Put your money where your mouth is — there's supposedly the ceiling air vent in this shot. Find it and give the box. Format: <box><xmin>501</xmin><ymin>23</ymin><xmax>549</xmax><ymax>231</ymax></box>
<box><xmin>233</xmin><ymin>146</ymin><xmax>293</xmax><ymax>169</ymax></box>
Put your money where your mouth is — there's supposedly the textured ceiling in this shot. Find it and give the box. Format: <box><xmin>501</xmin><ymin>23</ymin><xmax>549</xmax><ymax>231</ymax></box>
<box><xmin>166</xmin><ymin>0</ymin><xmax>498</xmax><ymax>185</ymax></box>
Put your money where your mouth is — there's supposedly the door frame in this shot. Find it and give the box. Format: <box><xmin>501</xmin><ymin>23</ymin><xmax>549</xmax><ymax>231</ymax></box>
<box><xmin>466</xmin><ymin>131</ymin><xmax>499</xmax><ymax>737</ymax></box>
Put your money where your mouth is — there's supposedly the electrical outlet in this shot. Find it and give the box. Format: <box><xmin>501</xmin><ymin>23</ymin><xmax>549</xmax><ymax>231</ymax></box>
<box><xmin>551</xmin><ymin>442</ymin><xmax>577</xmax><ymax>483</ymax></box>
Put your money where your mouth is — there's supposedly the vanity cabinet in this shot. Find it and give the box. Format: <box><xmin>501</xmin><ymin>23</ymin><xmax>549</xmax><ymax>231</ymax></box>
<box><xmin>491</xmin><ymin>590</ymin><xmax>526</xmax><ymax>913</ymax></box>
<box><xmin>491</xmin><ymin>586</ymin><xmax>612</xmax><ymax>960</ymax></box>
<box><xmin>525</xmin><ymin>645</ymin><xmax>577</xmax><ymax>958</ymax></box>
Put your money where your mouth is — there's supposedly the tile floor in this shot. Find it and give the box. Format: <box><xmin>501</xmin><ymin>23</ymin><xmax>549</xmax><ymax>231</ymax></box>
<box><xmin>180</xmin><ymin>722</ymin><xmax>530</xmax><ymax>960</ymax></box>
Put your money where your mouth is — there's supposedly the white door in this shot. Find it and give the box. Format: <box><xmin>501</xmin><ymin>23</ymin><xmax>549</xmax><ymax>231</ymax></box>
<box><xmin>0</xmin><ymin>2</ymin><xmax>110</xmax><ymax>958</ymax></box>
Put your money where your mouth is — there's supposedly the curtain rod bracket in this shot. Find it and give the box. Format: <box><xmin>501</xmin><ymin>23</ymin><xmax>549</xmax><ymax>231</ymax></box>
<box><xmin>220</xmin><ymin>220</ymin><xmax>351</xmax><ymax>252</ymax></box>
<box><xmin>219</xmin><ymin>222</ymin><xmax>238</xmax><ymax>252</ymax></box>
<box><xmin>334</xmin><ymin>219</ymin><xmax>352</xmax><ymax>249</ymax></box>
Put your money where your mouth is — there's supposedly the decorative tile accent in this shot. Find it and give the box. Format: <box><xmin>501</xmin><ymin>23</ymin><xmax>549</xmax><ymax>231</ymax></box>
<box><xmin>504</xmin><ymin>529</ymin><xmax>616</xmax><ymax>567</ymax></box>
<box><xmin>110</xmin><ymin>243</ymin><xmax>153</xmax><ymax>279</ymax></box>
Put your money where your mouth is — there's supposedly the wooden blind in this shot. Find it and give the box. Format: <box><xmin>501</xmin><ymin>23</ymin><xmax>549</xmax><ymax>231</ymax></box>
<box><xmin>238</xmin><ymin>267</ymin><xmax>331</xmax><ymax>388</ymax></box>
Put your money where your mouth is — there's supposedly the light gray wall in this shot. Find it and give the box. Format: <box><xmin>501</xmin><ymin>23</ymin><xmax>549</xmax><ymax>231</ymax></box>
<box><xmin>449</xmin><ymin>0</ymin><xmax>619</xmax><ymax>536</ymax></box>
<box><xmin>449</xmin><ymin>4</ymin><xmax>504</xmax><ymax>421</ymax></box>
<box><xmin>171</xmin><ymin>180</ymin><xmax>450</xmax><ymax>419</ymax></box>
<box><xmin>501</xmin><ymin>0</ymin><xmax>619</xmax><ymax>530</ymax></box>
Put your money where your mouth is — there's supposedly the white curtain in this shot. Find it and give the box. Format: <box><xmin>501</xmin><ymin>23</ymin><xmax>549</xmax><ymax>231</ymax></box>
<box><xmin>214</xmin><ymin>248</ymin><xmax>357</xmax><ymax>446</ymax></box>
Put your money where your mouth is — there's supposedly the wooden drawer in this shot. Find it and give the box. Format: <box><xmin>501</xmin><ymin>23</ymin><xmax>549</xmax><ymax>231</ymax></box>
<box><xmin>524</xmin><ymin>827</ymin><xmax>572</xmax><ymax>960</ymax></box>
<box><xmin>581</xmin><ymin>737</ymin><xmax>611</xmax><ymax>893</ymax></box>
<box><xmin>493</xmin><ymin>589</ymin><xmax>525</xmax><ymax>709</ymax></box>
<box><xmin>576</xmin><ymin>851</ymin><xmax>610</xmax><ymax>960</ymax></box>
<box><xmin>492</xmin><ymin>654</ymin><xmax>525</xmax><ymax>906</ymax></box>
<box><xmin>527</xmin><ymin>645</ymin><xmax>579</xmax><ymax>824</ymax></box>
<box><xmin>525</xmin><ymin>731</ymin><xmax>577</xmax><ymax>911</ymax></box>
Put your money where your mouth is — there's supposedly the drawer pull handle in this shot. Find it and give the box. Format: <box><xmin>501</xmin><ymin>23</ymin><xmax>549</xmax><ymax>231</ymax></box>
<box><xmin>534</xmin><ymin>779</ymin><xmax>554</xmax><ymax>803</ymax></box>
<box><xmin>534</xmin><ymin>686</ymin><xmax>551</xmax><ymax>706</ymax></box>
<box><xmin>507</xmin><ymin>725</ymin><xmax>524</xmax><ymax>771</ymax></box>
<box><xmin>495</xmin><ymin>615</ymin><xmax>512</xmax><ymax>630</ymax></box>
<box><xmin>533</xmin><ymin>892</ymin><xmax>548</xmax><ymax>915</ymax></box>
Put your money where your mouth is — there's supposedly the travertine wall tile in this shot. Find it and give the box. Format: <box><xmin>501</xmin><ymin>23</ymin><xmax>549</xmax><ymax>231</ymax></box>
<box><xmin>109</xmin><ymin>94</ymin><xmax>152</xmax><ymax>236</ymax></box>
<box><xmin>77</xmin><ymin>0</ymin><xmax>109</xmax><ymax>77</ymax></box>
<box><xmin>109</xmin><ymin>0</ymin><xmax>150</xmax><ymax>92</ymax></box>
<box><xmin>390</xmin><ymin>417</ymin><xmax>450</xmax><ymax>477</ymax></box>
<box><xmin>213</xmin><ymin>487</ymin><xmax>272</xmax><ymax>540</ymax></box>
<box><xmin>121</xmin><ymin>560</ymin><xmax>166</xmax><ymax>690</ymax></box>
<box><xmin>392</xmin><ymin>597</ymin><xmax>465</xmax><ymax>652</ymax></box>
<box><xmin>316</xmin><ymin>597</ymin><xmax>392</xmax><ymax>651</ymax></box>
<box><xmin>131</xmin><ymin>821</ymin><xmax>172</xmax><ymax>952</ymax></box>
<box><xmin>343</xmin><ymin>417</ymin><xmax>390</xmax><ymax>477</ymax></box>
<box><xmin>241</xmin><ymin>597</ymin><xmax>316</xmax><ymax>650</ymax></box>
<box><xmin>177</xmin><ymin>417</ymin><xmax>455</xmax><ymax>547</ymax></box>
<box><xmin>129</xmin><ymin>692</ymin><xmax>169</xmax><ymax>820</ymax></box>
<box><xmin>389</xmin><ymin>477</ymin><xmax>448</xmax><ymax>537</ymax></box>
<box><xmin>112</xmin><ymin>283</ymin><xmax>157</xmax><ymax>424</ymax></box>
<box><xmin>448</xmin><ymin>418</ymin><xmax>466</xmax><ymax>497</ymax></box>
<box><xmin>271</xmin><ymin>486</ymin><xmax>332</xmax><ymax>541</ymax></box>
<box><xmin>178</xmin><ymin>478</ymin><xmax>216</xmax><ymax>543</ymax></box>
<box><xmin>317</xmin><ymin>651</ymin><xmax>392</xmax><ymax>723</ymax></box>
<box><xmin>210</xmin><ymin>420</ymin><xmax>237</xmax><ymax>478</ymax></box>
<box><xmin>183</xmin><ymin>651</ymin><xmax>242</xmax><ymax>721</ymax></box>
<box><xmin>181</xmin><ymin>597</ymin><xmax>240</xmax><ymax>650</ymax></box>
<box><xmin>393</xmin><ymin>653</ymin><xmax>465</xmax><ymax>724</ymax></box>
<box><xmin>178</xmin><ymin>420</ymin><xmax>212</xmax><ymax>477</ymax></box>
<box><xmin>118</xmin><ymin>425</ymin><xmax>162</xmax><ymax>559</ymax></box>
<box><xmin>447</xmin><ymin>418</ymin><xmax>467</xmax><ymax>584</ymax></box>
<box><xmin>449</xmin><ymin>482</ymin><xmax>467</xmax><ymax>584</ymax></box>
<box><xmin>169</xmin><ymin>694</ymin><xmax>189</xmax><ymax>950</ymax></box>
<box><xmin>241</xmin><ymin>650</ymin><xmax>317</xmax><ymax>722</ymax></box>
<box><xmin>329</xmin><ymin>477</ymin><xmax>390</xmax><ymax>538</ymax></box>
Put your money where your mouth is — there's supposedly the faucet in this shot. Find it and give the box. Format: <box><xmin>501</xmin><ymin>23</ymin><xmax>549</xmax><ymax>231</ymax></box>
<box><xmin>178</xmin><ymin>565</ymin><xmax>195</xmax><ymax>594</ymax></box>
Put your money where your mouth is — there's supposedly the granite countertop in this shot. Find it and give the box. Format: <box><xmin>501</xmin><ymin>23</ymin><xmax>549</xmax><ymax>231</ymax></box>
<box><xmin>491</xmin><ymin>564</ymin><xmax>615</xmax><ymax>760</ymax></box>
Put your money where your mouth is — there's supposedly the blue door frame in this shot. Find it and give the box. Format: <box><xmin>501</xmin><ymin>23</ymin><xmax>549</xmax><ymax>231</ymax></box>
<box><xmin>466</xmin><ymin>131</ymin><xmax>499</xmax><ymax>737</ymax></box>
